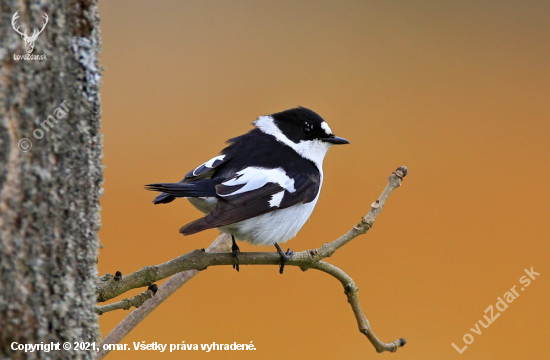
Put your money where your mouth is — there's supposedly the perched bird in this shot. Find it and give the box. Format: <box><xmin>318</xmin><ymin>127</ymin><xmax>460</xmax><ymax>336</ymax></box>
<box><xmin>146</xmin><ymin>107</ymin><xmax>349</xmax><ymax>273</ymax></box>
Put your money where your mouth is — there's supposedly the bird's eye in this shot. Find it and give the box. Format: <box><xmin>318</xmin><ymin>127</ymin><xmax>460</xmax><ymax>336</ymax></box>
<box><xmin>303</xmin><ymin>124</ymin><xmax>313</xmax><ymax>135</ymax></box>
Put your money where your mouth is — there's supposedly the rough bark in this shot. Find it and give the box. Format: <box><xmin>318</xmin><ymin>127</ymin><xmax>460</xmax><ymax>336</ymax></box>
<box><xmin>0</xmin><ymin>0</ymin><xmax>102</xmax><ymax>359</ymax></box>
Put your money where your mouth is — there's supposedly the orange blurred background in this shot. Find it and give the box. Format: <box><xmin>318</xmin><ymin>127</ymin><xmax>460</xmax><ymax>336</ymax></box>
<box><xmin>97</xmin><ymin>1</ymin><xmax>550</xmax><ymax>359</ymax></box>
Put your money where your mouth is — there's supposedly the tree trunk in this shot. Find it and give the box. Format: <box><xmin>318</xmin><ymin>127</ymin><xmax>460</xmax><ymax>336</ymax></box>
<box><xmin>0</xmin><ymin>0</ymin><xmax>102</xmax><ymax>358</ymax></box>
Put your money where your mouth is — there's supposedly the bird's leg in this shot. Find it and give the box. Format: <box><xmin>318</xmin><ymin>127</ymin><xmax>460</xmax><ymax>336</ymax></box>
<box><xmin>274</xmin><ymin>243</ymin><xmax>294</xmax><ymax>274</ymax></box>
<box><xmin>231</xmin><ymin>235</ymin><xmax>240</xmax><ymax>272</ymax></box>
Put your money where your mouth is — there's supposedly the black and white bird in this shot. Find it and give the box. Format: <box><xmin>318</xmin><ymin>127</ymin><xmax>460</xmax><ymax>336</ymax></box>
<box><xmin>146</xmin><ymin>107</ymin><xmax>349</xmax><ymax>273</ymax></box>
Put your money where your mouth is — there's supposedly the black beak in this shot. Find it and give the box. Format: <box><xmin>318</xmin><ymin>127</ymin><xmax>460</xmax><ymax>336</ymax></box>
<box><xmin>322</xmin><ymin>135</ymin><xmax>350</xmax><ymax>145</ymax></box>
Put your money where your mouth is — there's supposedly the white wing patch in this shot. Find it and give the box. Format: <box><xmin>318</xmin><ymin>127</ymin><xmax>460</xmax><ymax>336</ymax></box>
<box><xmin>268</xmin><ymin>190</ymin><xmax>285</xmax><ymax>207</ymax></box>
<box><xmin>321</xmin><ymin>121</ymin><xmax>332</xmax><ymax>135</ymax></box>
<box><xmin>219</xmin><ymin>167</ymin><xmax>296</xmax><ymax>197</ymax></box>
<box><xmin>192</xmin><ymin>155</ymin><xmax>226</xmax><ymax>176</ymax></box>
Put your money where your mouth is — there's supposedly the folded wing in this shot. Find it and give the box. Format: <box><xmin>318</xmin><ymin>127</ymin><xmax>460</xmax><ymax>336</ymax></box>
<box><xmin>180</xmin><ymin>167</ymin><xmax>320</xmax><ymax>235</ymax></box>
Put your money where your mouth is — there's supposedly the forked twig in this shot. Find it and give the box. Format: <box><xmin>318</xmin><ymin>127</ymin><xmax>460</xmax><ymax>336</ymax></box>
<box><xmin>96</xmin><ymin>166</ymin><xmax>408</xmax><ymax>357</ymax></box>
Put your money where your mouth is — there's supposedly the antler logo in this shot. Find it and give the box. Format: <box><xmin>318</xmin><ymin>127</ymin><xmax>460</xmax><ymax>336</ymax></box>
<box><xmin>12</xmin><ymin>11</ymin><xmax>49</xmax><ymax>54</ymax></box>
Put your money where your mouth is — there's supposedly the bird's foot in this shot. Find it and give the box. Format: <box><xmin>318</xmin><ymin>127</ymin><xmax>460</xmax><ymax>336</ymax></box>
<box><xmin>231</xmin><ymin>235</ymin><xmax>240</xmax><ymax>272</ymax></box>
<box><xmin>274</xmin><ymin>243</ymin><xmax>294</xmax><ymax>274</ymax></box>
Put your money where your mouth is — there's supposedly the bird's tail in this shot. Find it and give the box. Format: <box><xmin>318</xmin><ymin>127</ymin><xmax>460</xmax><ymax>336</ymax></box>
<box><xmin>145</xmin><ymin>180</ymin><xmax>220</xmax><ymax>204</ymax></box>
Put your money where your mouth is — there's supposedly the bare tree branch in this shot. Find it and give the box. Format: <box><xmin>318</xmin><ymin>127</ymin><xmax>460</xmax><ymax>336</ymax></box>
<box><xmin>96</xmin><ymin>285</ymin><xmax>159</xmax><ymax>315</ymax></box>
<box><xmin>308</xmin><ymin>261</ymin><xmax>406</xmax><ymax>352</ymax></box>
<box><xmin>96</xmin><ymin>235</ymin><xmax>231</xmax><ymax>359</ymax></box>
<box><xmin>96</xmin><ymin>166</ymin><xmax>407</xmax><ymax>355</ymax></box>
<box><xmin>96</xmin><ymin>167</ymin><xmax>407</xmax><ymax>302</ymax></box>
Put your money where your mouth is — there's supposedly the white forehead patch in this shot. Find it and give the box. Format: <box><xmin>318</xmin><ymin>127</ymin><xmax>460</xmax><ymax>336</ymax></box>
<box><xmin>321</xmin><ymin>121</ymin><xmax>332</xmax><ymax>135</ymax></box>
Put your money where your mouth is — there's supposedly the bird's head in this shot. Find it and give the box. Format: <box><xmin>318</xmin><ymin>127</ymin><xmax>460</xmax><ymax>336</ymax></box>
<box><xmin>254</xmin><ymin>107</ymin><xmax>349</xmax><ymax>167</ymax></box>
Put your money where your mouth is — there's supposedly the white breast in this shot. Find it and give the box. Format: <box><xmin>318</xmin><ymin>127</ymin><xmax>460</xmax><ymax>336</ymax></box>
<box><xmin>188</xmin><ymin>193</ymin><xmax>321</xmax><ymax>246</ymax></box>
<box><xmin>219</xmin><ymin>195</ymin><xmax>320</xmax><ymax>246</ymax></box>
